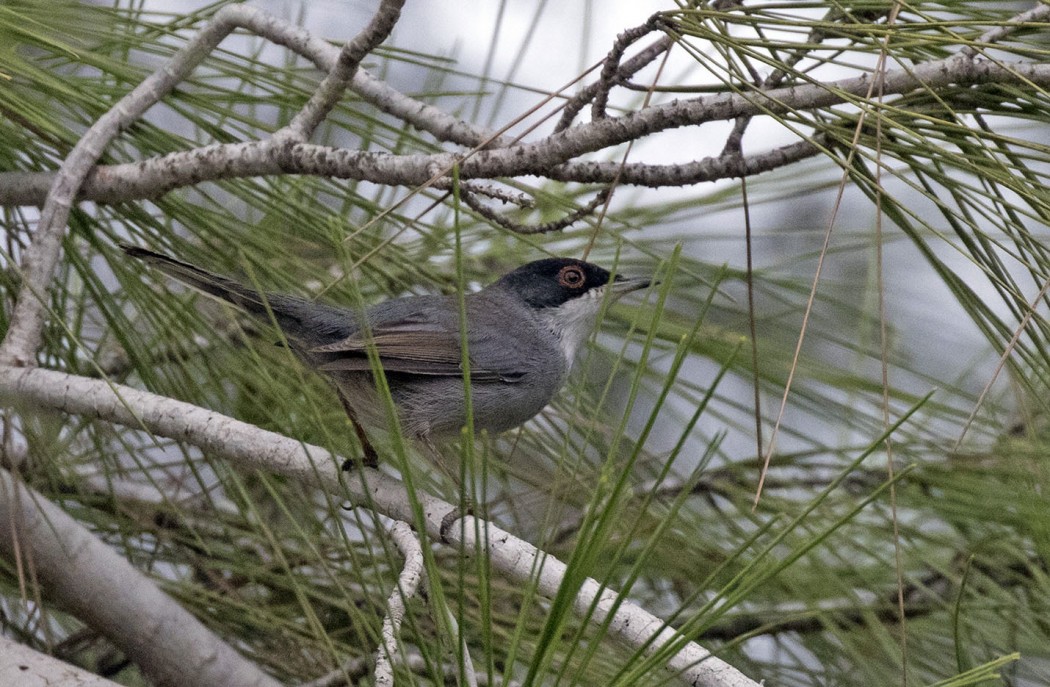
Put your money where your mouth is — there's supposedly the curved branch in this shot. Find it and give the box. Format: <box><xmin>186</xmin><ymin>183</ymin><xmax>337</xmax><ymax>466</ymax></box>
<box><xmin>590</xmin><ymin>15</ymin><xmax>668</xmax><ymax>122</ymax></box>
<box><xmin>0</xmin><ymin>137</ymin><xmax>821</xmax><ymax>205</ymax></box>
<box><xmin>460</xmin><ymin>187</ymin><xmax>611</xmax><ymax>235</ymax></box>
<box><xmin>279</xmin><ymin>0</ymin><xmax>404</xmax><ymax>142</ymax></box>
<box><xmin>0</xmin><ymin>364</ymin><xmax>761</xmax><ymax>687</ymax></box>
<box><xmin>373</xmin><ymin>522</ymin><xmax>425</xmax><ymax>687</ymax></box>
<box><xmin>0</xmin><ymin>468</ymin><xmax>282</xmax><ymax>687</ymax></box>
<box><xmin>2</xmin><ymin>56</ymin><xmax>1045</xmax><ymax>207</ymax></box>
<box><xmin>208</xmin><ymin>7</ymin><xmax>500</xmax><ymax>147</ymax></box>
<box><xmin>555</xmin><ymin>36</ymin><xmax>673</xmax><ymax>132</ymax></box>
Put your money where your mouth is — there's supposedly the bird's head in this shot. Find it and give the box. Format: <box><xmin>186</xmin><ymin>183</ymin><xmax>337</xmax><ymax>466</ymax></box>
<box><xmin>492</xmin><ymin>257</ymin><xmax>651</xmax><ymax>363</ymax></box>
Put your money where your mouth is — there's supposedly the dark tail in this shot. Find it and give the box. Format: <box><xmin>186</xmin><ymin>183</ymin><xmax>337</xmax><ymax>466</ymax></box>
<box><xmin>121</xmin><ymin>245</ymin><xmax>355</xmax><ymax>347</ymax></box>
<box><xmin>121</xmin><ymin>244</ymin><xmax>273</xmax><ymax>316</ymax></box>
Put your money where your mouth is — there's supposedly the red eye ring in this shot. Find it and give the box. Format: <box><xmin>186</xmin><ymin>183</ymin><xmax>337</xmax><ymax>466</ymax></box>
<box><xmin>558</xmin><ymin>265</ymin><xmax>586</xmax><ymax>288</ymax></box>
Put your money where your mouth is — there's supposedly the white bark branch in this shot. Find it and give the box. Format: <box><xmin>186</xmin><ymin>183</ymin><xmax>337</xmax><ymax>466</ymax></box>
<box><xmin>278</xmin><ymin>0</ymin><xmax>404</xmax><ymax>142</ymax></box>
<box><xmin>0</xmin><ymin>137</ymin><xmax>818</xmax><ymax>206</ymax></box>
<box><xmin>374</xmin><ymin>521</ymin><xmax>424</xmax><ymax>687</ymax></box>
<box><xmin>962</xmin><ymin>3</ymin><xmax>1050</xmax><ymax>58</ymax></box>
<box><xmin>0</xmin><ymin>467</ymin><xmax>282</xmax><ymax>687</ymax></box>
<box><xmin>0</xmin><ymin>636</ymin><xmax>124</xmax><ymax>687</ymax></box>
<box><xmin>0</xmin><ymin>364</ymin><xmax>761</xmax><ymax>687</ymax></box>
<box><xmin>2</xmin><ymin>54</ymin><xmax>1047</xmax><ymax>208</ymax></box>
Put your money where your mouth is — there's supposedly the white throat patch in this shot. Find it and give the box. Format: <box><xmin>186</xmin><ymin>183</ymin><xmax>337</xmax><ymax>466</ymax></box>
<box><xmin>538</xmin><ymin>286</ymin><xmax>608</xmax><ymax>369</ymax></box>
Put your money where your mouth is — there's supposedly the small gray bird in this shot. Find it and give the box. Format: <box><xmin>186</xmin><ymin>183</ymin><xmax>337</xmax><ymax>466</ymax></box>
<box><xmin>122</xmin><ymin>245</ymin><xmax>650</xmax><ymax>463</ymax></box>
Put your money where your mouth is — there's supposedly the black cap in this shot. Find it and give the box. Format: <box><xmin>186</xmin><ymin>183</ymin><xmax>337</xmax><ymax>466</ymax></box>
<box><xmin>494</xmin><ymin>258</ymin><xmax>614</xmax><ymax>309</ymax></box>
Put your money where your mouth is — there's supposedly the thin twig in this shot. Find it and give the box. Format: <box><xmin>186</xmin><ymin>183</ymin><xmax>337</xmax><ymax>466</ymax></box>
<box><xmin>278</xmin><ymin>0</ymin><xmax>405</xmax><ymax>142</ymax></box>
<box><xmin>953</xmin><ymin>274</ymin><xmax>1050</xmax><ymax>453</ymax></box>
<box><xmin>460</xmin><ymin>187</ymin><xmax>610</xmax><ymax>235</ymax></box>
<box><xmin>590</xmin><ymin>15</ymin><xmax>667</xmax><ymax>122</ymax></box>
<box><xmin>374</xmin><ymin>521</ymin><xmax>425</xmax><ymax>687</ymax></box>
<box><xmin>870</xmin><ymin>4</ymin><xmax>910</xmax><ymax>682</ymax></box>
<box><xmin>431</xmin><ymin>180</ymin><xmax>534</xmax><ymax>208</ymax></box>
<box><xmin>583</xmin><ymin>43</ymin><xmax>673</xmax><ymax>258</ymax></box>
<box><xmin>740</xmin><ymin>179</ymin><xmax>764</xmax><ymax>476</ymax></box>
<box><xmin>962</xmin><ymin>3</ymin><xmax>1050</xmax><ymax>58</ymax></box>
<box><xmin>555</xmin><ymin>36</ymin><xmax>673</xmax><ymax>132</ymax></box>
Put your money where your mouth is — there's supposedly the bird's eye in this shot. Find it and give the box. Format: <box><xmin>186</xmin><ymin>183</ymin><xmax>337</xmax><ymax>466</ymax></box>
<box><xmin>558</xmin><ymin>265</ymin><xmax>586</xmax><ymax>288</ymax></box>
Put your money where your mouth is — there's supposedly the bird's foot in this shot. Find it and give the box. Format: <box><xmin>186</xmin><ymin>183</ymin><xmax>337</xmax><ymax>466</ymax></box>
<box><xmin>341</xmin><ymin>445</ymin><xmax>379</xmax><ymax>471</ymax></box>
<box><xmin>439</xmin><ymin>502</ymin><xmax>475</xmax><ymax>544</ymax></box>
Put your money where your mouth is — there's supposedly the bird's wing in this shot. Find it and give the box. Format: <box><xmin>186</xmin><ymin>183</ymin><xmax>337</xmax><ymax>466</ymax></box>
<box><xmin>310</xmin><ymin>312</ymin><xmax>518</xmax><ymax>382</ymax></box>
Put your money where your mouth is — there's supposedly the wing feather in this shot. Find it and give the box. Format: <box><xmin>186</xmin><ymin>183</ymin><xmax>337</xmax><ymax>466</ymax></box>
<box><xmin>311</xmin><ymin>320</ymin><xmax>512</xmax><ymax>382</ymax></box>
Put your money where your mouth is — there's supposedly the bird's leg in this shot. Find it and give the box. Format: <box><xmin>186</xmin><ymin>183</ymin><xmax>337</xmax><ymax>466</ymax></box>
<box><xmin>418</xmin><ymin>434</ymin><xmax>457</xmax><ymax>484</ymax></box>
<box><xmin>418</xmin><ymin>433</ymin><xmax>477</xmax><ymax>543</ymax></box>
<box><xmin>337</xmin><ymin>391</ymin><xmax>378</xmax><ymax>470</ymax></box>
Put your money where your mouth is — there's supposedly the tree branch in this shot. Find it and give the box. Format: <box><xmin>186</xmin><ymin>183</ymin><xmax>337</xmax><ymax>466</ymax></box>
<box><xmin>555</xmin><ymin>36</ymin><xmax>674</xmax><ymax>132</ymax></box>
<box><xmin>590</xmin><ymin>15</ymin><xmax>669</xmax><ymax>123</ymax></box>
<box><xmin>277</xmin><ymin>0</ymin><xmax>404</xmax><ymax>142</ymax></box>
<box><xmin>202</xmin><ymin>7</ymin><xmax>499</xmax><ymax>147</ymax></box>
<box><xmin>373</xmin><ymin>522</ymin><xmax>425</xmax><ymax>687</ymax></box>
<box><xmin>962</xmin><ymin>3</ymin><xmax>1050</xmax><ymax>58</ymax></box>
<box><xmin>0</xmin><ymin>364</ymin><xmax>761</xmax><ymax>687</ymax></box>
<box><xmin>0</xmin><ymin>137</ymin><xmax>821</xmax><ymax>206</ymax></box>
<box><xmin>0</xmin><ymin>467</ymin><xmax>282</xmax><ymax>687</ymax></box>
<box><xmin>2</xmin><ymin>54</ymin><xmax>1045</xmax><ymax>207</ymax></box>
<box><xmin>480</xmin><ymin>57</ymin><xmax>1050</xmax><ymax>179</ymax></box>
<box><xmin>0</xmin><ymin>637</ymin><xmax>124</xmax><ymax>687</ymax></box>
<box><xmin>460</xmin><ymin>187</ymin><xmax>611</xmax><ymax>235</ymax></box>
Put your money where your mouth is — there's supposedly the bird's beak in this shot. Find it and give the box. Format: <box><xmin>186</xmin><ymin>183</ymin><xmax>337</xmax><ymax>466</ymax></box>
<box><xmin>608</xmin><ymin>274</ymin><xmax>653</xmax><ymax>297</ymax></box>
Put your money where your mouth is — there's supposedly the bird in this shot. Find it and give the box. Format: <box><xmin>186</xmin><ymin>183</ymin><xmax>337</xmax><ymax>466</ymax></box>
<box><xmin>121</xmin><ymin>245</ymin><xmax>651</xmax><ymax>466</ymax></box>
